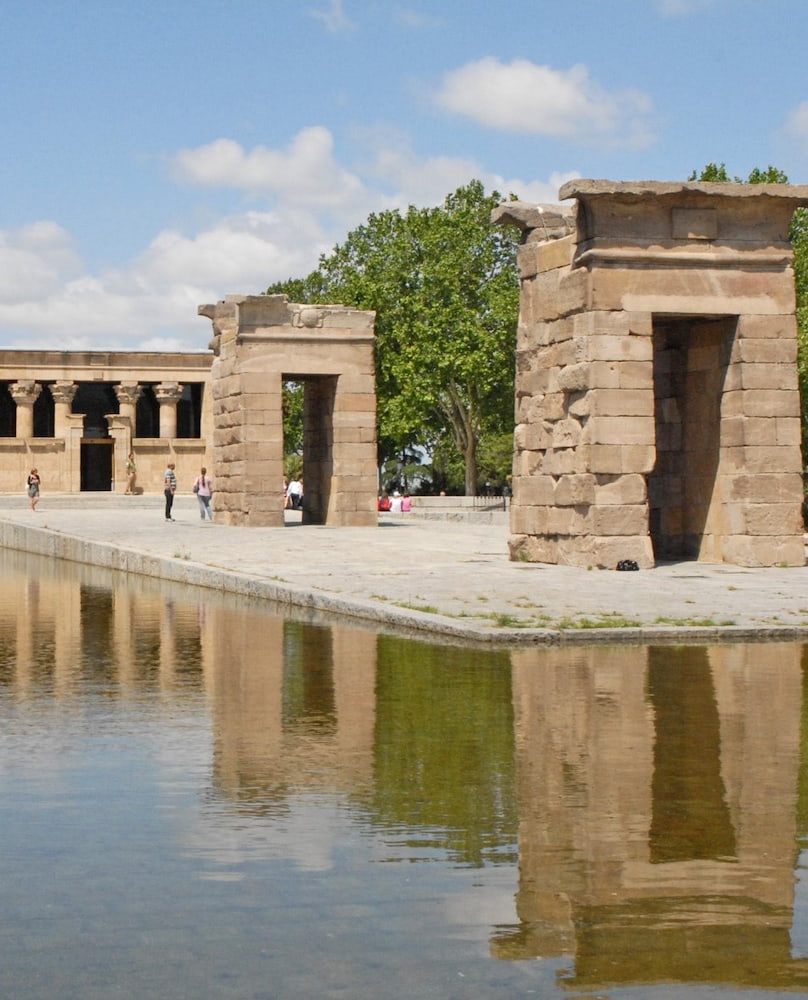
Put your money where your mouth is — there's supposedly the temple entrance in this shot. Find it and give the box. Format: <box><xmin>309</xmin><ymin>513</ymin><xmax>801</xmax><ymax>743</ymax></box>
<box><xmin>200</xmin><ymin>295</ymin><xmax>378</xmax><ymax>527</ymax></box>
<box><xmin>648</xmin><ymin>316</ymin><xmax>737</xmax><ymax>561</ymax></box>
<box><xmin>284</xmin><ymin>374</ymin><xmax>337</xmax><ymax>525</ymax></box>
<box><xmin>81</xmin><ymin>440</ymin><xmax>113</xmax><ymax>491</ymax></box>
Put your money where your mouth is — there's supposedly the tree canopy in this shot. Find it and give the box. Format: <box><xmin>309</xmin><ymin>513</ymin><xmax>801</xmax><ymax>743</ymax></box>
<box><xmin>269</xmin><ymin>180</ymin><xmax>521</xmax><ymax>494</ymax></box>
<box><xmin>687</xmin><ymin>162</ymin><xmax>790</xmax><ymax>184</ymax></box>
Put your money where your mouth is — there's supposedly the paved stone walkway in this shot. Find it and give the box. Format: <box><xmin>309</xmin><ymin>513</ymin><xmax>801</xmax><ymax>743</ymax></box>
<box><xmin>0</xmin><ymin>492</ymin><xmax>806</xmax><ymax>645</ymax></box>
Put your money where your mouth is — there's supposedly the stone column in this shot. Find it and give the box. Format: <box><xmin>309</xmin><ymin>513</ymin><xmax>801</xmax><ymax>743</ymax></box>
<box><xmin>10</xmin><ymin>380</ymin><xmax>42</xmax><ymax>439</ymax></box>
<box><xmin>114</xmin><ymin>382</ymin><xmax>142</xmax><ymax>431</ymax></box>
<box><xmin>155</xmin><ymin>382</ymin><xmax>182</xmax><ymax>440</ymax></box>
<box><xmin>50</xmin><ymin>381</ymin><xmax>78</xmax><ymax>437</ymax></box>
<box><xmin>111</xmin><ymin>383</ymin><xmax>143</xmax><ymax>491</ymax></box>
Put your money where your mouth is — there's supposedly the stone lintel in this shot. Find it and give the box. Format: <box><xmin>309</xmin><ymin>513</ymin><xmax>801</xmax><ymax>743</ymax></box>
<box><xmin>559</xmin><ymin>179</ymin><xmax>808</xmax><ymax>250</ymax></box>
<box><xmin>560</xmin><ymin>179</ymin><xmax>808</xmax><ymax>202</ymax></box>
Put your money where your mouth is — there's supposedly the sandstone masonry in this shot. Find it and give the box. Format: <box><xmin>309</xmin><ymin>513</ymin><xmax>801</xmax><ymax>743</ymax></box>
<box><xmin>494</xmin><ymin>180</ymin><xmax>808</xmax><ymax>568</ymax></box>
<box><xmin>198</xmin><ymin>294</ymin><xmax>378</xmax><ymax>527</ymax></box>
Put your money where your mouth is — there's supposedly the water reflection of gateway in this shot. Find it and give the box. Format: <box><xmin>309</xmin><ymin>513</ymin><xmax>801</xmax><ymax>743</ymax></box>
<box><xmin>3</xmin><ymin>552</ymin><xmax>808</xmax><ymax>991</ymax></box>
<box><xmin>0</xmin><ymin>552</ymin><xmax>205</xmax><ymax>697</ymax></box>
<box><xmin>497</xmin><ymin>644</ymin><xmax>808</xmax><ymax>990</ymax></box>
<box><xmin>207</xmin><ymin>615</ymin><xmax>378</xmax><ymax>805</ymax></box>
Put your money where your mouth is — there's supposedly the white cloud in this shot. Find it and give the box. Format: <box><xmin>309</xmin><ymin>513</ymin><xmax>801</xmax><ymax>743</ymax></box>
<box><xmin>785</xmin><ymin>101</ymin><xmax>808</xmax><ymax>149</ymax></box>
<box><xmin>434</xmin><ymin>57</ymin><xmax>654</xmax><ymax>148</ymax></box>
<box><xmin>656</xmin><ymin>0</ymin><xmax>717</xmax><ymax>14</ymax></box>
<box><xmin>0</xmin><ymin>209</ymin><xmax>332</xmax><ymax>350</ymax></box>
<box><xmin>357</xmin><ymin>126</ymin><xmax>577</xmax><ymax>206</ymax></box>
<box><xmin>171</xmin><ymin>128</ymin><xmax>368</xmax><ymax>211</ymax></box>
<box><xmin>0</xmin><ymin>222</ymin><xmax>83</xmax><ymax>303</ymax></box>
<box><xmin>309</xmin><ymin>0</ymin><xmax>355</xmax><ymax>33</ymax></box>
<box><xmin>395</xmin><ymin>7</ymin><xmax>444</xmax><ymax>29</ymax></box>
<box><xmin>0</xmin><ymin>128</ymin><xmax>581</xmax><ymax>351</ymax></box>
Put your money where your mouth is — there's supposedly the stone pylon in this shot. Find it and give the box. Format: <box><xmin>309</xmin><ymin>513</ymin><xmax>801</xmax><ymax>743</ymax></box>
<box><xmin>494</xmin><ymin>181</ymin><xmax>808</xmax><ymax>568</ymax></box>
<box><xmin>199</xmin><ymin>294</ymin><xmax>378</xmax><ymax>527</ymax></box>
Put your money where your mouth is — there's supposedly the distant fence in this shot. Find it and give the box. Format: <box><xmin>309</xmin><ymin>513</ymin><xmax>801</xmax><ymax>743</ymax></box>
<box><xmin>403</xmin><ymin>494</ymin><xmax>509</xmax><ymax>523</ymax></box>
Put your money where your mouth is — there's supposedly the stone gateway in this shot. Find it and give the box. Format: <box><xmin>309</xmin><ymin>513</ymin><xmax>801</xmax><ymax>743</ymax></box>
<box><xmin>494</xmin><ymin>180</ymin><xmax>808</xmax><ymax>568</ymax></box>
<box><xmin>198</xmin><ymin>294</ymin><xmax>378</xmax><ymax>527</ymax></box>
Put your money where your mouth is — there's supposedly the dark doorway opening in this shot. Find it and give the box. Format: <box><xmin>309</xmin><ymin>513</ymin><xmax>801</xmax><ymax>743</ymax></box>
<box><xmin>283</xmin><ymin>375</ymin><xmax>337</xmax><ymax>525</ymax></box>
<box><xmin>73</xmin><ymin>383</ymin><xmax>118</xmax><ymax>492</ymax></box>
<box><xmin>81</xmin><ymin>440</ymin><xmax>114</xmax><ymax>491</ymax></box>
<box><xmin>648</xmin><ymin>316</ymin><xmax>737</xmax><ymax>561</ymax></box>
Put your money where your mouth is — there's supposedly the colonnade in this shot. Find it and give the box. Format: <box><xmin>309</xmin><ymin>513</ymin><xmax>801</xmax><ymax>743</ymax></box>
<box><xmin>5</xmin><ymin>378</ymin><xmax>185</xmax><ymax>439</ymax></box>
<box><xmin>0</xmin><ymin>350</ymin><xmax>213</xmax><ymax>494</ymax></box>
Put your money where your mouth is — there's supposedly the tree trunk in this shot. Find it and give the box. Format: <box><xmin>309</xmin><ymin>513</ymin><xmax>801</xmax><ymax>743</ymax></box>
<box><xmin>441</xmin><ymin>380</ymin><xmax>479</xmax><ymax>495</ymax></box>
<box><xmin>464</xmin><ymin>436</ymin><xmax>477</xmax><ymax>496</ymax></box>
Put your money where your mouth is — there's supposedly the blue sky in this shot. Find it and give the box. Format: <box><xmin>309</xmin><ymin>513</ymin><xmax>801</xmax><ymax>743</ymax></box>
<box><xmin>2</xmin><ymin>0</ymin><xmax>808</xmax><ymax>351</ymax></box>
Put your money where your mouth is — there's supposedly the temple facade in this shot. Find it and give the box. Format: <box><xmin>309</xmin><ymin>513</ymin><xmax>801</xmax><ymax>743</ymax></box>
<box><xmin>0</xmin><ymin>350</ymin><xmax>213</xmax><ymax>495</ymax></box>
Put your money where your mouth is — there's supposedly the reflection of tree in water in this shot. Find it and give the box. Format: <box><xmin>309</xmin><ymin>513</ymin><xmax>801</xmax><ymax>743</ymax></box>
<box><xmin>172</xmin><ymin>609</ymin><xmax>204</xmax><ymax>686</ymax></box>
<box><xmin>367</xmin><ymin>637</ymin><xmax>518</xmax><ymax>867</ymax></box>
<box><xmin>798</xmin><ymin>645</ymin><xmax>808</xmax><ymax>840</ymax></box>
<box><xmin>648</xmin><ymin>646</ymin><xmax>736</xmax><ymax>863</ymax></box>
<box><xmin>0</xmin><ymin>625</ymin><xmax>15</xmax><ymax>685</ymax></box>
<box><xmin>282</xmin><ymin>621</ymin><xmax>336</xmax><ymax>732</ymax></box>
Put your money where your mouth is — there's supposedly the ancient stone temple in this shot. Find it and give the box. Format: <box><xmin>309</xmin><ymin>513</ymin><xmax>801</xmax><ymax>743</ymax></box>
<box><xmin>495</xmin><ymin>180</ymin><xmax>808</xmax><ymax>568</ymax></box>
<box><xmin>0</xmin><ymin>351</ymin><xmax>212</xmax><ymax>494</ymax></box>
<box><xmin>198</xmin><ymin>294</ymin><xmax>378</xmax><ymax>527</ymax></box>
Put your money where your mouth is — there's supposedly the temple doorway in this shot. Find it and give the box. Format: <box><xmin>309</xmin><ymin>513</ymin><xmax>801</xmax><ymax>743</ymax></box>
<box><xmin>284</xmin><ymin>374</ymin><xmax>337</xmax><ymax>525</ymax></box>
<box><xmin>648</xmin><ymin>315</ymin><xmax>737</xmax><ymax>561</ymax></box>
<box><xmin>81</xmin><ymin>440</ymin><xmax>114</xmax><ymax>491</ymax></box>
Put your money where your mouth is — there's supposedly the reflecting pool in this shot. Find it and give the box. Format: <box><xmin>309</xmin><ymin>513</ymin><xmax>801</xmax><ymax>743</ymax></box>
<box><xmin>1</xmin><ymin>548</ymin><xmax>808</xmax><ymax>999</ymax></box>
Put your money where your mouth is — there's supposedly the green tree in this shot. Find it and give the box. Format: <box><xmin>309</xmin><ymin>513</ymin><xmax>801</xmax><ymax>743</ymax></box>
<box><xmin>269</xmin><ymin>181</ymin><xmax>521</xmax><ymax>495</ymax></box>
<box><xmin>688</xmin><ymin>161</ymin><xmax>737</xmax><ymax>182</ymax></box>
<box><xmin>791</xmin><ymin>207</ymin><xmax>808</xmax><ymax>457</ymax></box>
<box><xmin>282</xmin><ymin>381</ymin><xmax>304</xmax><ymax>456</ymax></box>
<box><xmin>688</xmin><ymin>163</ymin><xmax>789</xmax><ymax>184</ymax></box>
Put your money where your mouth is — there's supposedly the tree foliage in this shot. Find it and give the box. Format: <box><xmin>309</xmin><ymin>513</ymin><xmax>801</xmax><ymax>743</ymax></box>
<box><xmin>268</xmin><ymin>180</ymin><xmax>521</xmax><ymax>494</ymax></box>
<box><xmin>687</xmin><ymin>162</ymin><xmax>789</xmax><ymax>184</ymax></box>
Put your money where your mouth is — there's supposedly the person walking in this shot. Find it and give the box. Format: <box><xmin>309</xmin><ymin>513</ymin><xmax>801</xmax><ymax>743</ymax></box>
<box><xmin>27</xmin><ymin>468</ymin><xmax>41</xmax><ymax>511</ymax></box>
<box><xmin>164</xmin><ymin>462</ymin><xmax>177</xmax><ymax>521</ymax></box>
<box><xmin>193</xmin><ymin>467</ymin><xmax>213</xmax><ymax>521</ymax></box>
<box><xmin>125</xmin><ymin>453</ymin><xmax>137</xmax><ymax>494</ymax></box>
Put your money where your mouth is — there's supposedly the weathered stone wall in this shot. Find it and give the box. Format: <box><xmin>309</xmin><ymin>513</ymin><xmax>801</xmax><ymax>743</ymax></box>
<box><xmin>495</xmin><ymin>181</ymin><xmax>808</xmax><ymax>568</ymax></box>
<box><xmin>199</xmin><ymin>294</ymin><xmax>378</xmax><ymax>527</ymax></box>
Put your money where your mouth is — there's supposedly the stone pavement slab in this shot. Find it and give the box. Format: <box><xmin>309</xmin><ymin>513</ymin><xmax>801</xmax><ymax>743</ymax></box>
<box><xmin>0</xmin><ymin>493</ymin><xmax>806</xmax><ymax>645</ymax></box>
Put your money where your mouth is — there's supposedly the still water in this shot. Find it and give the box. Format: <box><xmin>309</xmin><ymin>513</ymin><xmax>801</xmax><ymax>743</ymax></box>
<box><xmin>1</xmin><ymin>548</ymin><xmax>808</xmax><ymax>1000</ymax></box>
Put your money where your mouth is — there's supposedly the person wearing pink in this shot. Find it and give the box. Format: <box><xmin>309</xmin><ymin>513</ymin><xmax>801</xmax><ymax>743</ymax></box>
<box><xmin>193</xmin><ymin>467</ymin><xmax>213</xmax><ymax>520</ymax></box>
